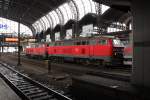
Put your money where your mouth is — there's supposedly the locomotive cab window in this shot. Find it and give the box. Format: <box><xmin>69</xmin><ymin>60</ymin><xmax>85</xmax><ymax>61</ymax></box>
<box><xmin>89</xmin><ymin>39</ymin><xmax>96</xmax><ymax>45</ymax></box>
<box><xmin>82</xmin><ymin>41</ymin><xmax>86</xmax><ymax>45</ymax></box>
<box><xmin>55</xmin><ymin>42</ymin><xmax>59</xmax><ymax>46</ymax></box>
<box><xmin>64</xmin><ymin>41</ymin><xmax>73</xmax><ymax>46</ymax></box>
<box><xmin>76</xmin><ymin>41</ymin><xmax>81</xmax><ymax>45</ymax></box>
<box><xmin>59</xmin><ymin>42</ymin><xmax>62</xmax><ymax>46</ymax></box>
<box><xmin>54</xmin><ymin>43</ymin><xmax>57</xmax><ymax>46</ymax></box>
<box><xmin>113</xmin><ymin>39</ymin><xmax>124</xmax><ymax>47</ymax></box>
<box><xmin>86</xmin><ymin>41</ymin><xmax>89</xmax><ymax>45</ymax></box>
<box><xmin>99</xmin><ymin>39</ymin><xmax>107</xmax><ymax>45</ymax></box>
<box><xmin>49</xmin><ymin>43</ymin><xmax>54</xmax><ymax>46</ymax></box>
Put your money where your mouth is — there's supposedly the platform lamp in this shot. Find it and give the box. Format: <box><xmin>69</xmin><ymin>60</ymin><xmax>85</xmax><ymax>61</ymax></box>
<box><xmin>17</xmin><ymin>18</ymin><xmax>21</xmax><ymax>66</ymax></box>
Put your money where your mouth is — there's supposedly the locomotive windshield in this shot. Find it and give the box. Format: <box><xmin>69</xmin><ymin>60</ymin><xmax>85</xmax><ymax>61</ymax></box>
<box><xmin>113</xmin><ymin>39</ymin><xmax>124</xmax><ymax>47</ymax></box>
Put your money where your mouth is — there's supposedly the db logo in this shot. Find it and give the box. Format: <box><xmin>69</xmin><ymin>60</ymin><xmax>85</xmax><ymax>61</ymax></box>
<box><xmin>75</xmin><ymin>48</ymin><xmax>79</xmax><ymax>52</ymax></box>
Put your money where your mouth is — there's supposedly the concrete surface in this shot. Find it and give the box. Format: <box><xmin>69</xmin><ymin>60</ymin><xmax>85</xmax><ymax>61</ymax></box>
<box><xmin>0</xmin><ymin>78</ymin><xmax>20</xmax><ymax>100</ymax></box>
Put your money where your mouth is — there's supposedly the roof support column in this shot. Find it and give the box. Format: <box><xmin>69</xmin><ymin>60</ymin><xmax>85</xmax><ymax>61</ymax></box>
<box><xmin>60</xmin><ymin>26</ymin><xmax>66</xmax><ymax>40</ymax></box>
<box><xmin>72</xmin><ymin>24</ymin><xmax>75</xmax><ymax>38</ymax></box>
<box><xmin>72</xmin><ymin>21</ymin><xmax>79</xmax><ymax>38</ymax></box>
<box><xmin>131</xmin><ymin>0</ymin><xmax>150</xmax><ymax>87</ymax></box>
<box><xmin>17</xmin><ymin>18</ymin><xmax>21</xmax><ymax>66</ymax></box>
<box><xmin>50</xmin><ymin>29</ymin><xmax>55</xmax><ymax>42</ymax></box>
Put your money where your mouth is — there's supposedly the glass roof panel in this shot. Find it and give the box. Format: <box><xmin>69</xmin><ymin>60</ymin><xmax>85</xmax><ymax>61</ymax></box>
<box><xmin>90</xmin><ymin>0</ymin><xmax>97</xmax><ymax>13</ymax></box>
<box><xmin>34</xmin><ymin>24</ymin><xmax>39</xmax><ymax>33</ymax></box>
<box><xmin>56</xmin><ymin>9</ymin><xmax>64</xmax><ymax>24</ymax></box>
<box><xmin>59</xmin><ymin>5</ymin><xmax>69</xmax><ymax>24</ymax></box>
<box><xmin>49</xmin><ymin>11</ymin><xmax>60</xmax><ymax>28</ymax></box>
<box><xmin>35</xmin><ymin>21</ymin><xmax>43</xmax><ymax>32</ymax></box>
<box><xmin>63</xmin><ymin>3</ymin><xmax>74</xmax><ymax>23</ymax></box>
<box><xmin>41</xmin><ymin>16</ymin><xmax>50</xmax><ymax>30</ymax></box>
<box><xmin>52</xmin><ymin>11</ymin><xmax>60</xmax><ymax>25</ymax></box>
<box><xmin>102</xmin><ymin>4</ymin><xmax>110</xmax><ymax>14</ymax></box>
<box><xmin>46</xmin><ymin>14</ymin><xmax>53</xmax><ymax>28</ymax></box>
<box><xmin>82</xmin><ymin>0</ymin><xmax>92</xmax><ymax>14</ymax></box>
<box><xmin>39</xmin><ymin>19</ymin><xmax>46</xmax><ymax>31</ymax></box>
<box><xmin>73</xmin><ymin>0</ymin><xmax>85</xmax><ymax>20</ymax></box>
<box><xmin>33</xmin><ymin>0</ymin><xmax>110</xmax><ymax>32</ymax></box>
<box><xmin>0</xmin><ymin>17</ymin><xmax>32</xmax><ymax>36</ymax></box>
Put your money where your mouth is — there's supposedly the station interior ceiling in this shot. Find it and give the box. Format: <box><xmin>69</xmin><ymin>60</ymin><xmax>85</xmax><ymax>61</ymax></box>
<box><xmin>0</xmin><ymin>0</ymin><xmax>131</xmax><ymax>35</ymax></box>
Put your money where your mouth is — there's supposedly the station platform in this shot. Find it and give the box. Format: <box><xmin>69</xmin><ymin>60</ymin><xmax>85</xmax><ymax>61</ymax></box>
<box><xmin>72</xmin><ymin>75</ymin><xmax>150</xmax><ymax>100</ymax></box>
<box><xmin>0</xmin><ymin>77</ymin><xmax>20</xmax><ymax>100</ymax></box>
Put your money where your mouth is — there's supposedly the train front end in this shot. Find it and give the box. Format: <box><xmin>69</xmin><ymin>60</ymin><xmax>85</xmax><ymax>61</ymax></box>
<box><xmin>111</xmin><ymin>38</ymin><xmax>124</xmax><ymax>65</ymax></box>
<box><xmin>123</xmin><ymin>44</ymin><xmax>132</xmax><ymax>66</ymax></box>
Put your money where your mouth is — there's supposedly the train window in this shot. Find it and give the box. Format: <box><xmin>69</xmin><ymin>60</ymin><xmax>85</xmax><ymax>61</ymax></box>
<box><xmin>86</xmin><ymin>41</ymin><xmax>89</xmax><ymax>45</ymax></box>
<box><xmin>61</xmin><ymin>42</ymin><xmax>64</xmax><ymax>46</ymax></box>
<box><xmin>42</xmin><ymin>44</ymin><xmax>45</xmax><ymax>47</ymax></box>
<box><xmin>82</xmin><ymin>41</ymin><xmax>86</xmax><ymax>45</ymax></box>
<box><xmin>64</xmin><ymin>41</ymin><xmax>73</xmax><ymax>46</ymax></box>
<box><xmin>113</xmin><ymin>39</ymin><xmax>124</xmax><ymax>47</ymax></box>
<box><xmin>59</xmin><ymin>42</ymin><xmax>62</xmax><ymax>46</ymax></box>
<box><xmin>63</xmin><ymin>42</ymin><xmax>67</xmax><ymax>46</ymax></box>
<box><xmin>49</xmin><ymin>43</ymin><xmax>54</xmax><ymax>46</ymax></box>
<box><xmin>89</xmin><ymin>39</ymin><xmax>96</xmax><ymax>45</ymax></box>
<box><xmin>76</xmin><ymin>41</ymin><xmax>81</xmax><ymax>45</ymax></box>
<box><xmin>55</xmin><ymin>42</ymin><xmax>58</xmax><ymax>46</ymax></box>
<box><xmin>57</xmin><ymin>42</ymin><xmax>60</xmax><ymax>46</ymax></box>
<box><xmin>99</xmin><ymin>40</ymin><xmax>107</xmax><ymax>45</ymax></box>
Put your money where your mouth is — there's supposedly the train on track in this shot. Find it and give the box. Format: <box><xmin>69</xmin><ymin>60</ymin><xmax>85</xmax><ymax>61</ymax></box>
<box><xmin>25</xmin><ymin>36</ymin><xmax>127</xmax><ymax>66</ymax></box>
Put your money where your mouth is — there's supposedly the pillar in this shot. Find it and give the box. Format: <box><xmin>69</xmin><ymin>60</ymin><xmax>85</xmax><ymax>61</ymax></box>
<box><xmin>72</xmin><ymin>21</ymin><xmax>80</xmax><ymax>39</ymax></box>
<box><xmin>132</xmin><ymin>0</ymin><xmax>150</xmax><ymax>87</ymax></box>
<box><xmin>17</xmin><ymin>18</ymin><xmax>21</xmax><ymax>66</ymax></box>
<box><xmin>72</xmin><ymin>24</ymin><xmax>75</xmax><ymax>38</ymax></box>
<box><xmin>50</xmin><ymin>30</ymin><xmax>55</xmax><ymax>42</ymax></box>
<box><xmin>75</xmin><ymin>21</ymin><xmax>80</xmax><ymax>37</ymax></box>
<box><xmin>60</xmin><ymin>26</ymin><xmax>66</xmax><ymax>40</ymax></box>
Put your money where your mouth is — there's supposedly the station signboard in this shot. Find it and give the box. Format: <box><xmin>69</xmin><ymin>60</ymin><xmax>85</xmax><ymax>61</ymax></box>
<box><xmin>65</xmin><ymin>29</ymin><xmax>72</xmax><ymax>39</ymax></box>
<box><xmin>5</xmin><ymin>38</ymin><xmax>18</xmax><ymax>42</ymax></box>
<box><xmin>46</xmin><ymin>34</ymin><xmax>51</xmax><ymax>42</ymax></box>
<box><xmin>80</xmin><ymin>24</ymin><xmax>93</xmax><ymax>37</ymax></box>
<box><xmin>28</xmin><ymin>39</ymin><xmax>36</xmax><ymax>42</ymax></box>
<box><xmin>55</xmin><ymin>32</ymin><xmax>60</xmax><ymax>41</ymax></box>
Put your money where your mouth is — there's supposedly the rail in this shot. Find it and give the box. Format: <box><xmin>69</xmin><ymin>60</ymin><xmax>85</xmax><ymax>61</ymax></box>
<box><xmin>0</xmin><ymin>61</ymin><xmax>72</xmax><ymax>100</ymax></box>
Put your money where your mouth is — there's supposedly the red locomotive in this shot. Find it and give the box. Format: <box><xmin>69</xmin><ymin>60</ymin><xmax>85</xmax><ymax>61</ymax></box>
<box><xmin>25</xmin><ymin>36</ymin><xmax>124</xmax><ymax>66</ymax></box>
<box><xmin>25</xmin><ymin>43</ymin><xmax>47</xmax><ymax>59</ymax></box>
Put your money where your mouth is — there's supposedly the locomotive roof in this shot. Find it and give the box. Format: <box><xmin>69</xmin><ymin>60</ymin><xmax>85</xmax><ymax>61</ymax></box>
<box><xmin>53</xmin><ymin>35</ymin><xmax>115</xmax><ymax>43</ymax></box>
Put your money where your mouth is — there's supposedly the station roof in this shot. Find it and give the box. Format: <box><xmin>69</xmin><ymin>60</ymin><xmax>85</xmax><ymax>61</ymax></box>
<box><xmin>79</xmin><ymin>13</ymin><xmax>97</xmax><ymax>26</ymax></box>
<box><xmin>32</xmin><ymin>1</ymin><xmax>111</xmax><ymax>34</ymax></box>
<box><xmin>0</xmin><ymin>0</ymin><xmax>67</xmax><ymax>29</ymax></box>
<box><xmin>0</xmin><ymin>0</ymin><xmax>131</xmax><ymax>35</ymax></box>
<box><xmin>93</xmin><ymin>0</ymin><xmax>131</xmax><ymax>12</ymax></box>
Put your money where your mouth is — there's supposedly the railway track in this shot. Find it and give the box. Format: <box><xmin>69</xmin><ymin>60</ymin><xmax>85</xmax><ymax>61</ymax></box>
<box><xmin>0</xmin><ymin>61</ymin><xmax>72</xmax><ymax>100</ymax></box>
<box><xmin>1</xmin><ymin>54</ymin><xmax>131</xmax><ymax>81</ymax></box>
